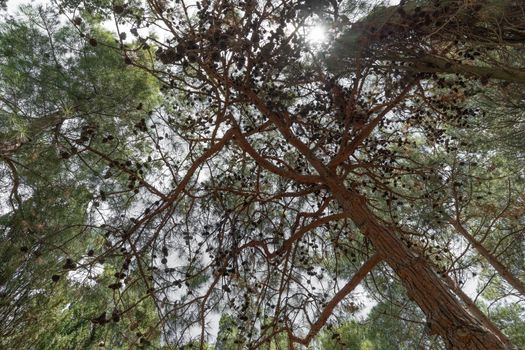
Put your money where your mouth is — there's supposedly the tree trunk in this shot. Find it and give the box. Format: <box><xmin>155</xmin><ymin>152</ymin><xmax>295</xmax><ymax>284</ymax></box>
<box><xmin>0</xmin><ymin>110</ymin><xmax>64</xmax><ymax>156</ymax></box>
<box><xmin>450</xmin><ymin>220</ymin><xmax>525</xmax><ymax>297</ymax></box>
<box><xmin>408</xmin><ymin>55</ymin><xmax>525</xmax><ymax>85</ymax></box>
<box><xmin>243</xmin><ymin>54</ymin><xmax>513</xmax><ymax>350</ymax></box>
<box><xmin>443</xmin><ymin>275</ymin><xmax>515</xmax><ymax>349</ymax></box>
<box><xmin>328</xmin><ymin>183</ymin><xmax>511</xmax><ymax>349</ymax></box>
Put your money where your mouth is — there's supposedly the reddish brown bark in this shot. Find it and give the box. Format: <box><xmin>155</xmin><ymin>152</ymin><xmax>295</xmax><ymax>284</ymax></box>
<box><xmin>408</xmin><ymin>55</ymin><xmax>525</xmax><ymax>85</ymax></box>
<box><xmin>451</xmin><ymin>220</ymin><xmax>525</xmax><ymax>297</ymax></box>
<box><xmin>443</xmin><ymin>275</ymin><xmax>514</xmax><ymax>349</ymax></box>
<box><xmin>334</xmin><ymin>187</ymin><xmax>510</xmax><ymax>350</ymax></box>
<box><xmin>242</xmin><ymin>84</ymin><xmax>512</xmax><ymax>349</ymax></box>
<box><xmin>289</xmin><ymin>253</ymin><xmax>382</xmax><ymax>345</ymax></box>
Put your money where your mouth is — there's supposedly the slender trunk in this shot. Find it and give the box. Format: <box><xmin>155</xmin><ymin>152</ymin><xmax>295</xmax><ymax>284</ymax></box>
<box><xmin>0</xmin><ymin>110</ymin><xmax>64</xmax><ymax>156</ymax></box>
<box><xmin>327</xmin><ymin>183</ymin><xmax>510</xmax><ymax>349</ymax></box>
<box><xmin>407</xmin><ymin>55</ymin><xmax>525</xmax><ymax>85</ymax></box>
<box><xmin>450</xmin><ymin>220</ymin><xmax>525</xmax><ymax>297</ymax></box>
<box><xmin>289</xmin><ymin>253</ymin><xmax>382</xmax><ymax>345</ymax></box>
<box><xmin>0</xmin><ymin>140</ymin><xmax>24</xmax><ymax>157</ymax></box>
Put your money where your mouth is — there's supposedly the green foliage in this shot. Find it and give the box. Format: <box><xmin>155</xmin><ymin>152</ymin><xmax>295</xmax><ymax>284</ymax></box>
<box><xmin>0</xmin><ymin>5</ymin><xmax>159</xmax><ymax>141</ymax></box>
<box><xmin>490</xmin><ymin>303</ymin><xmax>525</xmax><ymax>348</ymax></box>
<box><xmin>318</xmin><ymin>321</ymin><xmax>373</xmax><ymax>350</ymax></box>
<box><xmin>215</xmin><ymin>314</ymin><xmax>243</xmax><ymax>350</ymax></box>
<box><xmin>0</xmin><ymin>5</ymin><xmax>161</xmax><ymax>349</ymax></box>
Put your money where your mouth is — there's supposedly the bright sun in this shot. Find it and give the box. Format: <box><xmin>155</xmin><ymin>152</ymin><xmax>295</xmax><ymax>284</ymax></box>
<box><xmin>307</xmin><ymin>24</ymin><xmax>327</xmax><ymax>44</ymax></box>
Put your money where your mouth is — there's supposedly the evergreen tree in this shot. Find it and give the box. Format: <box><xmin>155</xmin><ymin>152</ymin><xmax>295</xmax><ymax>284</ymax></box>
<box><xmin>0</xmin><ymin>6</ymin><xmax>161</xmax><ymax>349</ymax></box>
<box><xmin>2</xmin><ymin>1</ymin><xmax>525</xmax><ymax>349</ymax></box>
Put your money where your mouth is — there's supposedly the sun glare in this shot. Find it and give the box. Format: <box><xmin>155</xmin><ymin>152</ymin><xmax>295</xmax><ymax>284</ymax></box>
<box><xmin>307</xmin><ymin>24</ymin><xmax>327</xmax><ymax>44</ymax></box>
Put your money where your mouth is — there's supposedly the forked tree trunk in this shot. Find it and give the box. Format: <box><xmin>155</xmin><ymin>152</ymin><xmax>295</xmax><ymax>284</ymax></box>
<box><xmin>260</xmin><ymin>121</ymin><xmax>512</xmax><ymax>348</ymax></box>
<box><xmin>243</xmin><ymin>58</ymin><xmax>513</xmax><ymax>350</ymax></box>
<box><xmin>330</xmin><ymin>186</ymin><xmax>511</xmax><ymax>349</ymax></box>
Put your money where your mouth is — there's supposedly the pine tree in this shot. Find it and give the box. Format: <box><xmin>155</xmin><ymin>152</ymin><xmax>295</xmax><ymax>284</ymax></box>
<box><xmin>2</xmin><ymin>1</ymin><xmax>525</xmax><ymax>349</ymax></box>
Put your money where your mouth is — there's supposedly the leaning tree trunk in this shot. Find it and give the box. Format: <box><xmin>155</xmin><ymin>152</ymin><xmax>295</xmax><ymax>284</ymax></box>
<box><xmin>327</xmin><ymin>181</ymin><xmax>511</xmax><ymax>349</ymax></box>
<box><xmin>450</xmin><ymin>220</ymin><xmax>525</xmax><ymax>297</ymax></box>
<box><xmin>242</xmin><ymin>59</ymin><xmax>513</xmax><ymax>349</ymax></box>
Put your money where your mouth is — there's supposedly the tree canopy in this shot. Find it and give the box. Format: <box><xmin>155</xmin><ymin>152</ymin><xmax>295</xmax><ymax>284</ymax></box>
<box><xmin>1</xmin><ymin>0</ymin><xmax>525</xmax><ymax>349</ymax></box>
